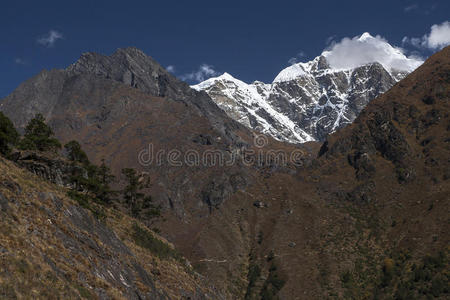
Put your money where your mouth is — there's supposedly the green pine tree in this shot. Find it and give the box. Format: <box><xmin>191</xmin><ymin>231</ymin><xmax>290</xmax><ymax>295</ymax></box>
<box><xmin>0</xmin><ymin>112</ymin><xmax>19</xmax><ymax>156</ymax></box>
<box><xmin>64</xmin><ymin>140</ymin><xmax>90</xmax><ymax>165</ymax></box>
<box><xmin>121</xmin><ymin>168</ymin><xmax>160</xmax><ymax>218</ymax></box>
<box><xmin>92</xmin><ymin>159</ymin><xmax>116</xmax><ymax>204</ymax></box>
<box><xmin>18</xmin><ymin>114</ymin><xmax>61</xmax><ymax>152</ymax></box>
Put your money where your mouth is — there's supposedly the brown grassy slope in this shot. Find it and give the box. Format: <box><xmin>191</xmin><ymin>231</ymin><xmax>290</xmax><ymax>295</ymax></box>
<box><xmin>267</xmin><ymin>46</ymin><xmax>449</xmax><ymax>298</ymax></box>
<box><xmin>176</xmin><ymin>47</ymin><xmax>450</xmax><ymax>299</ymax></box>
<box><xmin>0</xmin><ymin>156</ymin><xmax>221</xmax><ymax>299</ymax></box>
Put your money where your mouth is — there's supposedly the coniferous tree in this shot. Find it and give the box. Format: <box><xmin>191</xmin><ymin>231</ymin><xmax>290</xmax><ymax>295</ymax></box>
<box><xmin>92</xmin><ymin>159</ymin><xmax>116</xmax><ymax>204</ymax></box>
<box><xmin>18</xmin><ymin>114</ymin><xmax>61</xmax><ymax>152</ymax></box>
<box><xmin>64</xmin><ymin>140</ymin><xmax>89</xmax><ymax>165</ymax></box>
<box><xmin>0</xmin><ymin>112</ymin><xmax>19</xmax><ymax>156</ymax></box>
<box><xmin>64</xmin><ymin>140</ymin><xmax>116</xmax><ymax>204</ymax></box>
<box><xmin>121</xmin><ymin>168</ymin><xmax>159</xmax><ymax>218</ymax></box>
<box><xmin>122</xmin><ymin>168</ymin><xmax>143</xmax><ymax>216</ymax></box>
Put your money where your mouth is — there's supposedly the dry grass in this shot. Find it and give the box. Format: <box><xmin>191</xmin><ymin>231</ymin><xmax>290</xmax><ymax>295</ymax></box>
<box><xmin>0</xmin><ymin>156</ymin><xmax>217</xmax><ymax>299</ymax></box>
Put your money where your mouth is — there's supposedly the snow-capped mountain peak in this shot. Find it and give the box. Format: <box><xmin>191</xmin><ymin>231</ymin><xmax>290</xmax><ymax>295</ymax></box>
<box><xmin>192</xmin><ymin>72</ymin><xmax>238</xmax><ymax>89</ymax></box>
<box><xmin>192</xmin><ymin>33</ymin><xmax>424</xmax><ymax>144</ymax></box>
<box><xmin>358</xmin><ymin>32</ymin><xmax>374</xmax><ymax>41</ymax></box>
<box><xmin>322</xmin><ymin>32</ymin><xmax>423</xmax><ymax>73</ymax></box>
<box><xmin>273</xmin><ymin>61</ymin><xmax>310</xmax><ymax>83</ymax></box>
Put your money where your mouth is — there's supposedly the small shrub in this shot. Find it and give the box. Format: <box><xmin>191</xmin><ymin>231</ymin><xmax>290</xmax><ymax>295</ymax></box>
<box><xmin>66</xmin><ymin>190</ymin><xmax>106</xmax><ymax>220</ymax></box>
<box><xmin>260</xmin><ymin>263</ymin><xmax>286</xmax><ymax>300</ymax></box>
<box><xmin>245</xmin><ymin>263</ymin><xmax>261</xmax><ymax>299</ymax></box>
<box><xmin>257</xmin><ymin>231</ymin><xmax>263</xmax><ymax>244</ymax></box>
<box><xmin>75</xmin><ymin>285</ymin><xmax>93</xmax><ymax>299</ymax></box>
<box><xmin>131</xmin><ymin>223</ymin><xmax>183</xmax><ymax>262</ymax></box>
<box><xmin>381</xmin><ymin>258</ymin><xmax>395</xmax><ymax>286</ymax></box>
<box><xmin>422</xmin><ymin>96</ymin><xmax>435</xmax><ymax>105</ymax></box>
<box><xmin>267</xmin><ymin>250</ymin><xmax>275</xmax><ymax>262</ymax></box>
<box><xmin>341</xmin><ymin>270</ymin><xmax>352</xmax><ymax>285</ymax></box>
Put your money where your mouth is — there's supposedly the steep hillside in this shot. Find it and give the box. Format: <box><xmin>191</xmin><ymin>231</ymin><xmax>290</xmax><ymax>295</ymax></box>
<box><xmin>0</xmin><ymin>155</ymin><xmax>221</xmax><ymax>299</ymax></box>
<box><xmin>180</xmin><ymin>46</ymin><xmax>450</xmax><ymax>298</ymax></box>
<box><xmin>0</xmin><ymin>45</ymin><xmax>448</xmax><ymax>299</ymax></box>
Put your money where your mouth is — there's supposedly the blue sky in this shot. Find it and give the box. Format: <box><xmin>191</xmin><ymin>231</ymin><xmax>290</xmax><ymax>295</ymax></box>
<box><xmin>1</xmin><ymin>0</ymin><xmax>449</xmax><ymax>97</ymax></box>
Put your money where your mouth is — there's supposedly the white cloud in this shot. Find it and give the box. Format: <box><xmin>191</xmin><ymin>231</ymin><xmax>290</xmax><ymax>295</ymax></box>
<box><xmin>403</xmin><ymin>21</ymin><xmax>450</xmax><ymax>50</ymax></box>
<box><xmin>402</xmin><ymin>36</ymin><xmax>422</xmax><ymax>48</ymax></box>
<box><xmin>322</xmin><ymin>32</ymin><xmax>423</xmax><ymax>72</ymax></box>
<box><xmin>404</xmin><ymin>4</ymin><xmax>418</xmax><ymax>12</ymax></box>
<box><xmin>180</xmin><ymin>64</ymin><xmax>219</xmax><ymax>82</ymax></box>
<box><xmin>166</xmin><ymin>65</ymin><xmax>176</xmax><ymax>73</ymax></box>
<box><xmin>14</xmin><ymin>58</ymin><xmax>26</xmax><ymax>65</ymax></box>
<box><xmin>288</xmin><ymin>51</ymin><xmax>306</xmax><ymax>65</ymax></box>
<box><xmin>37</xmin><ymin>30</ymin><xmax>63</xmax><ymax>47</ymax></box>
<box><xmin>426</xmin><ymin>21</ymin><xmax>450</xmax><ymax>49</ymax></box>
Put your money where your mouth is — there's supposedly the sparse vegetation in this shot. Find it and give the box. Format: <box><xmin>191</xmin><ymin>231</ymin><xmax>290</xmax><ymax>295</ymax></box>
<box><xmin>260</xmin><ymin>263</ymin><xmax>286</xmax><ymax>300</ymax></box>
<box><xmin>244</xmin><ymin>262</ymin><xmax>261</xmax><ymax>299</ymax></box>
<box><xmin>67</xmin><ymin>190</ymin><xmax>107</xmax><ymax>220</ymax></box>
<box><xmin>381</xmin><ymin>257</ymin><xmax>395</xmax><ymax>287</ymax></box>
<box><xmin>339</xmin><ymin>249</ymin><xmax>450</xmax><ymax>299</ymax></box>
<box><xmin>0</xmin><ymin>156</ymin><xmax>211</xmax><ymax>299</ymax></box>
<box><xmin>131</xmin><ymin>223</ymin><xmax>183</xmax><ymax>262</ymax></box>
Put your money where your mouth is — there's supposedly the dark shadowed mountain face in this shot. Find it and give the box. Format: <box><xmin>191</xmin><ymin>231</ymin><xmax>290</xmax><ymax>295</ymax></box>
<box><xmin>0</xmin><ymin>46</ymin><xmax>449</xmax><ymax>299</ymax></box>
<box><xmin>0</xmin><ymin>47</ymin><xmax>247</xmax><ymax>146</ymax></box>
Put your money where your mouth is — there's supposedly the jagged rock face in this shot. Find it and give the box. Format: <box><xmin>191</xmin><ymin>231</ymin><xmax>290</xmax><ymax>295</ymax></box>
<box><xmin>66</xmin><ymin>48</ymin><xmax>172</xmax><ymax>97</ymax></box>
<box><xmin>1</xmin><ymin>47</ymin><xmax>247</xmax><ymax>147</ymax></box>
<box><xmin>193</xmin><ymin>56</ymin><xmax>404</xmax><ymax>143</ymax></box>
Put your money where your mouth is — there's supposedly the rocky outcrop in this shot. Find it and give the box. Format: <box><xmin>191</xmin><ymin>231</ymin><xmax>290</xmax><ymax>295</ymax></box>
<box><xmin>9</xmin><ymin>150</ymin><xmax>86</xmax><ymax>188</ymax></box>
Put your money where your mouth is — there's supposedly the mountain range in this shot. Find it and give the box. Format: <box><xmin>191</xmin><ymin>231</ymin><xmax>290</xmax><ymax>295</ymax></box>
<box><xmin>0</xmin><ymin>42</ymin><xmax>448</xmax><ymax>299</ymax></box>
<box><xmin>193</xmin><ymin>33</ymin><xmax>423</xmax><ymax>143</ymax></box>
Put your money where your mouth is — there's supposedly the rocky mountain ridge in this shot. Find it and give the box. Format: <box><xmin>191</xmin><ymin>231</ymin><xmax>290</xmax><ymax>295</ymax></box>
<box><xmin>1</xmin><ymin>47</ymin><xmax>249</xmax><ymax>148</ymax></box>
<box><xmin>193</xmin><ymin>33</ymin><xmax>422</xmax><ymax>143</ymax></box>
